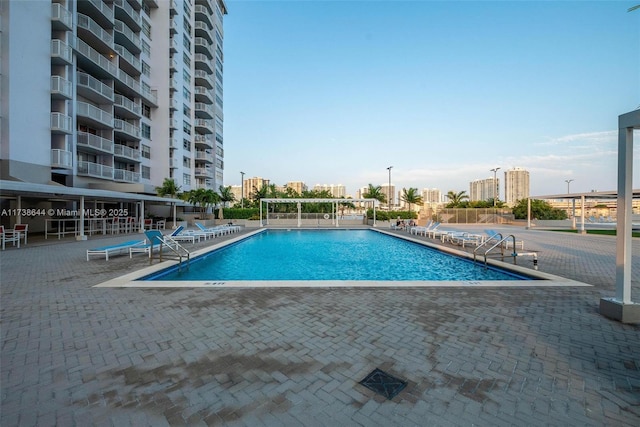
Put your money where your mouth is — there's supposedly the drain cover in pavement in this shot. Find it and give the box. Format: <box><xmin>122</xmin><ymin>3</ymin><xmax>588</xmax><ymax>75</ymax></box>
<box><xmin>359</xmin><ymin>368</ymin><xmax>407</xmax><ymax>400</ymax></box>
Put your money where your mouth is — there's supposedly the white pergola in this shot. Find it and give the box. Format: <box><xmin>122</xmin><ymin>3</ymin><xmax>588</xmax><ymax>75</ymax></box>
<box><xmin>259</xmin><ymin>198</ymin><xmax>378</xmax><ymax>227</ymax></box>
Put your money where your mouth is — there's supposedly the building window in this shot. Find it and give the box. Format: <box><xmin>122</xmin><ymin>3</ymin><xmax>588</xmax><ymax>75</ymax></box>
<box><xmin>142</xmin><ymin>2</ymin><xmax>150</xmax><ymax>16</ymax></box>
<box><xmin>183</xmin><ymin>105</ymin><xmax>191</xmax><ymax>117</ymax></box>
<box><xmin>183</xmin><ymin>52</ymin><xmax>190</xmax><ymax>66</ymax></box>
<box><xmin>141</xmin><ymin>123</ymin><xmax>151</xmax><ymax>139</ymax></box>
<box><xmin>142</xmin><ymin>19</ymin><xmax>151</xmax><ymax>39</ymax></box>
<box><xmin>141</xmin><ymin>144</ymin><xmax>151</xmax><ymax>159</ymax></box>
<box><xmin>182</xmin><ymin>87</ymin><xmax>191</xmax><ymax>100</ymax></box>
<box><xmin>142</xmin><ymin>61</ymin><xmax>151</xmax><ymax>77</ymax></box>
<box><xmin>183</xmin><ymin>173</ymin><xmax>191</xmax><ymax>186</ymax></box>
<box><xmin>141</xmin><ymin>165</ymin><xmax>151</xmax><ymax>179</ymax></box>
<box><xmin>183</xmin><ymin>139</ymin><xmax>191</xmax><ymax>151</ymax></box>
<box><xmin>142</xmin><ymin>103</ymin><xmax>151</xmax><ymax>119</ymax></box>
<box><xmin>183</xmin><ymin>156</ymin><xmax>191</xmax><ymax>168</ymax></box>
<box><xmin>183</xmin><ymin>34</ymin><xmax>191</xmax><ymax>51</ymax></box>
<box><xmin>142</xmin><ymin>40</ymin><xmax>151</xmax><ymax>57</ymax></box>
<box><xmin>183</xmin><ymin>17</ymin><xmax>192</xmax><ymax>35</ymax></box>
<box><xmin>183</xmin><ymin>121</ymin><xmax>191</xmax><ymax>136</ymax></box>
<box><xmin>183</xmin><ymin>69</ymin><xmax>191</xmax><ymax>84</ymax></box>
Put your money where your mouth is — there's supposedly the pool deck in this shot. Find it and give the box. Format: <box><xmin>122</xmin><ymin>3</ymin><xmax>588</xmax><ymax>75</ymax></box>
<box><xmin>1</xmin><ymin>225</ymin><xmax>638</xmax><ymax>426</ymax></box>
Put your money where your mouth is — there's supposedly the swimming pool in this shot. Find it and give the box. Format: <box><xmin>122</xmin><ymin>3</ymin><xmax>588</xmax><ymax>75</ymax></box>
<box><xmin>142</xmin><ymin>229</ymin><xmax>533</xmax><ymax>282</ymax></box>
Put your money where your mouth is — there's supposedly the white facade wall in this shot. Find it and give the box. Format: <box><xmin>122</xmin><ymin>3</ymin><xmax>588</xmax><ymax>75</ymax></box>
<box><xmin>0</xmin><ymin>0</ymin><xmax>226</xmax><ymax>193</ymax></box>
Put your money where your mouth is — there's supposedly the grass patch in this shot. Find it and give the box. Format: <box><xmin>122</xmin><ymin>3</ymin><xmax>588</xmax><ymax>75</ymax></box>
<box><xmin>549</xmin><ymin>229</ymin><xmax>640</xmax><ymax>238</ymax></box>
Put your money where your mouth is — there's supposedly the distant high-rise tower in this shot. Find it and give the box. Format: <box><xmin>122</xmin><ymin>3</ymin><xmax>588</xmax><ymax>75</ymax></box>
<box><xmin>504</xmin><ymin>167</ymin><xmax>530</xmax><ymax>206</ymax></box>
<box><xmin>469</xmin><ymin>178</ymin><xmax>499</xmax><ymax>202</ymax></box>
<box><xmin>313</xmin><ymin>184</ymin><xmax>346</xmax><ymax>198</ymax></box>
<box><xmin>422</xmin><ymin>188</ymin><xmax>442</xmax><ymax>204</ymax></box>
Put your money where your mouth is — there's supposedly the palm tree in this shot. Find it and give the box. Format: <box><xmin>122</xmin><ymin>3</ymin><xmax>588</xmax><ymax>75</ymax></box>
<box><xmin>251</xmin><ymin>184</ymin><xmax>270</xmax><ymax>206</ymax></box>
<box><xmin>445</xmin><ymin>190</ymin><xmax>469</xmax><ymax>208</ymax></box>
<box><xmin>401</xmin><ymin>187</ymin><xmax>423</xmax><ymax>215</ymax></box>
<box><xmin>155</xmin><ymin>178</ymin><xmax>181</xmax><ymax>198</ymax></box>
<box><xmin>183</xmin><ymin>188</ymin><xmax>219</xmax><ymax>219</ymax></box>
<box><xmin>218</xmin><ymin>185</ymin><xmax>236</xmax><ymax>208</ymax></box>
<box><xmin>363</xmin><ymin>184</ymin><xmax>387</xmax><ymax>204</ymax></box>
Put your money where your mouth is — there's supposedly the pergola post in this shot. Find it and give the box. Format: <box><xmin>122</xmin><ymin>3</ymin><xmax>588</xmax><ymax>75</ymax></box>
<box><xmin>580</xmin><ymin>195</ymin><xmax>586</xmax><ymax>234</ymax></box>
<box><xmin>297</xmin><ymin>202</ymin><xmax>301</xmax><ymax>227</ymax></box>
<box><xmin>76</xmin><ymin>195</ymin><xmax>87</xmax><ymax>240</ymax></box>
<box><xmin>600</xmin><ymin>109</ymin><xmax>640</xmax><ymax>323</ymax></box>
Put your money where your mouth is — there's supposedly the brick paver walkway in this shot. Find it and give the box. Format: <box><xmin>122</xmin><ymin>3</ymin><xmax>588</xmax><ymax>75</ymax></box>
<box><xmin>1</xmin><ymin>225</ymin><xmax>638</xmax><ymax>426</ymax></box>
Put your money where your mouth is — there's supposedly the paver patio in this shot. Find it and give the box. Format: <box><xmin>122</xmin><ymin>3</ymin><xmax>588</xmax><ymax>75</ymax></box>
<box><xmin>1</xmin><ymin>225</ymin><xmax>638</xmax><ymax>426</ymax></box>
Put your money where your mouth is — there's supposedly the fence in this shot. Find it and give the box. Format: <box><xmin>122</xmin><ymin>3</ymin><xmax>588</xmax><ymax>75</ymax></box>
<box><xmin>422</xmin><ymin>208</ymin><xmax>514</xmax><ymax>224</ymax></box>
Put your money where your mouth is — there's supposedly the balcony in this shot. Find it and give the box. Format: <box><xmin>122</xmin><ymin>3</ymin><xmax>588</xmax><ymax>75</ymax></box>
<box><xmin>169</xmin><ymin>96</ymin><xmax>179</xmax><ymax>111</ymax></box>
<box><xmin>114</xmin><ymin>168</ymin><xmax>141</xmax><ymax>183</ymax></box>
<box><xmin>169</xmin><ymin>157</ymin><xmax>179</xmax><ymax>169</ymax></box>
<box><xmin>127</xmin><ymin>0</ymin><xmax>143</xmax><ymax>11</ymax></box>
<box><xmin>114</xmin><ymin>20</ymin><xmax>141</xmax><ymax>55</ymax></box>
<box><xmin>77</xmin><ymin>132</ymin><xmax>114</xmax><ymax>154</ymax></box>
<box><xmin>194</xmin><ymin>102</ymin><xmax>214</xmax><ymax>119</ymax></box>
<box><xmin>114</xmin><ymin>0</ymin><xmax>141</xmax><ymax>32</ymax></box>
<box><xmin>76</xmin><ymin>101</ymin><xmax>114</xmax><ymax>129</ymax></box>
<box><xmin>194</xmin><ymin>37</ymin><xmax>213</xmax><ymax>59</ymax></box>
<box><xmin>194</xmin><ymin>53</ymin><xmax>213</xmax><ymax>73</ymax></box>
<box><xmin>194</xmin><ymin>21</ymin><xmax>213</xmax><ymax>43</ymax></box>
<box><xmin>170</xmin><ymin>75</ymin><xmax>179</xmax><ymax>92</ymax></box>
<box><xmin>194</xmin><ymin>5</ymin><xmax>213</xmax><ymax>28</ymax></box>
<box><xmin>77</xmin><ymin>0</ymin><xmax>113</xmax><ymax>29</ymax></box>
<box><xmin>115</xmin><ymin>69</ymin><xmax>142</xmax><ymax>99</ymax></box>
<box><xmin>169</xmin><ymin>118</ymin><xmax>179</xmax><ymax>129</ymax></box>
<box><xmin>195</xmin><ymin>119</ymin><xmax>214</xmax><ymax>134</ymax></box>
<box><xmin>50</xmin><ymin>113</ymin><xmax>73</xmax><ymax>134</ymax></box>
<box><xmin>169</xmin><ymin>0</ymin><xmax>178</xmax><ymax>16</ymax></box>
<box><xmin>141</xmin><ymin>87</ymin><xmax>158</xmax><ymax>107</ymax></box>
<box><xmin>170</xmin><ymin>16</ymin><xmax>178</xmax><ymax>34</ymax></box>
<box><xmin>194</xmin><ymin>86</ymin><xmax>213</xmax><ymax>104</ymax></box>
<box><xmin>194</xmin><ymin>134</ymin><xmax>214</xmax><ymax>149</ymax></box>
<box><xmin>145</xmin><ymin>0</ymin><xmax>159</xmax><ymax>9</ymax></box>
<box><xmin>78</xmin><ymin>161</ymin><xmax>114</xmax><ymax>180</ymax></box>
<box><xmin>194</xmin><ymin>71</ymin><xmax>213</xmax><ymax>90</ymax></box>
<box><xmin>113</xmin><ymin>144</ymin><xmax>141</xmax><ymax>161</ymax></box>
<box><xmin>170</xmin><ymin>57</ymin><xmax>179</xmax><ymax>72</ymax></box>
<box><xmin>114</xmin><ymin>118</ymin><xmax>141</xmax><ymax>140</ymax></box>
<box><xmin>74</xmin><ymin>37</ymin><xmax>118</xmax><ymax>79</ymax></box>
<box><xmin>77</xmin><ymin>72</ymin><xmax>114</xmax><ymax>104</ymax></box>
<box><xmin>195</xmin><ymin>0</ymin><xmax>214</xmax><ymax>15</ymax></box>
<box><xmin>77</xmin><ymin>13</ymin><xmax>113</xmax><ymax>54</ymax></box>
<box><xmin>195</xmin><ymin>151</ymin><xmax>214</xmax><ymax>163</ymax></box>
<box><xmin>169</xmin><ymin>36</ymin><xmax>179</xmax><ymax>53</ymax></box>
<box><xmin>51</xmin><ymin>76</ymin><xmax>72</xmax><ymax>100</ymax></box>
<box><xmin>51</xmin><ymin>40</ymin><xmax>73</xmax><ymax>65</ymax></box>
<box><xmin>114</xmin><ymin>94</ymin><xmax>141</xmax><ymax>119</ymax></box>
<box><xmin>51</xmin><ymin>149</ymin><xmax>73</xmax><ymax>169</ymax></box>
<box><xmin>114</xmin><ymin>44</ymin><xmax>141</xmax><ymax>76</ymax></box>
<box><xmin>195</xmin><ymin>168</ymin><xmax>214</xmax><ymax>178</ymax></box>
<box><xmin>51</xmin><ymin>3</ymin><xmax>73</xmax><ymax>31</ymax></box>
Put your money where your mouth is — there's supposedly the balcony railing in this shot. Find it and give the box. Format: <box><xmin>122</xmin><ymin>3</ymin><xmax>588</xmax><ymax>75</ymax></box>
<box><xmin>51</xmin><ymin>3</ymin><xmax>73</xmax><ymax>30</ymax></box>
<box><xmin>113</xmin><ymin>168</ymin><xmax>141</xmax><ymax>183</ymax></box>
<box><xmin>77</xmin><ymin>72</ymin><xmax>114</xmax><ymax>101</ymax></box>
<box><xmin>169</xmin><ymin>118</ymin><xmax>179</xmax><ymax>129</ymax></box>
<box><xmin>51</xmin><ymin>149</ymin><xmax>73</xmax><ymax>169</ymax></box>
<box><xmin>169</xmin><ymin>137</ymin><xmax>179</xmax><ymax>148</ymax></box>
<box><xmin>195</xmin><ymin>102</ymin><xmax>214</xmax><ymax>118</ymax></box>
<box><xmin>194</xmin><ymin>37</ymin><xmax>213</xmax><ymax>58</ymax></box>
<box><xmin>75</xmin><ymin>37</ymin><xmax>118</xmax><ymax>77</ymax></box>
<box><xmin>114</xmin><ymin>44</ymin><xmax>141</xmax><ymax>72</ymax></box>
<box><xmin>51</xmin><ymin>40</ymin><xmax>73</xmax><ymax>64</ymax></box>
<box><xmin>195</xmin><ymin>119</ymin><xmax>213</xmax><ymax>133</ymax></box>
<box><xmin>113</xmin><ymin>0</ymin><xmax>142</xmax><ymax>30</ymax></box>
<box><xmin>170</xmin><ymin>37</ymin><xmax>179</xmax><ymax>53</ymax></box>
<box><xmin>194</xmin><ymin>21</ymin><xmax>213</xmax><ymax>42</ymax></box>
<box><xmin>169</xmin><ymin>157</ymin><xmax>179</xmax><ymax>168</ymax></box>
<box><xmin>195</xmin><ymin>151</ymin><xmax>214</xmax><ymax>162</ymax></box>
<box><xmin>194</xmin><ymin>134</ymin><xmax>214</xmax><ymax>148</ymax></box>
<box><xmin>140</xmin><ymin>86</ymin><xmax>158</xmax><ymax>106</ymax></box>
<box><xmin>170</xmin><ymin>57</ymin><xmax>179</xmax><ymax>71</ymax></box>
<box><xmin>77</xmin><ymin>131</ymin><xmax>114</xmax><ymax>153</ymax></box>
<box><xmin>77</xmin><ymin>13</ymin><xmax>114</xmax><ymax>48</ymax></box>
<box><xmin>114</xmin><ymin>119</ymin><xmax>141</xmax><ymax>139</ymax></box>
<box><xmin>170</xmin><ymin>76</ymin><xmax>179</xmax><ymax>91</ymax></box>
<box><xmin>51</xmin><ymin>76</ymin><xmax>72</xmax><ymax>99</ymax></box>
<box><xmin>194</xmin><ymin>70</ymin><xmax>214</xmax><ymax>88</ymax></box>
<box><xmin>114</xmin><ymin>94</ymin><xmax>141</xmax><ymax>116</ymax></box>
<box><xmin>195</xmin><ymin>168</ymin><xmax>214</xmax><ymax>178</ymax></box>
<box><xmin>85</xmin><ymin>0</ymin><xmax>113</xmax><ymax>22</ymax></box>
<box><xmin>113</xmin><ymin>144</ymin><xmax>141</xmax><ymax>160</ymax></box>
<box><xmin>114</xmin><ymin>19</ymin><xmax>141</xmax><ymax>51</ymax></box>
<box><xmin>50</xmin><ymin>113</ymin><xmax>73</xmax><ymax>134</ymax></box>
<box><xmin>194</xmin><ymin>53</ymin><xmax>213</xmax><ymax>73</ymax></box>
<box><xmin>77</xmin><ymin>161</ymin><xmax>113</xmax><ymax>179</ymax></box>
<box><xmin>77</xmin><ymin>102</ymin><xmax>114</xmax><ymax>127</ymax></box>
<box><xmin>194</xmin><ymin>5</ymin><xmax>213</xmax><ymax>27</ymax></box>
<box><xmin>117</xmin><ymin>69</ymin><xmax>142</xmax><ymax>95</ymax></box>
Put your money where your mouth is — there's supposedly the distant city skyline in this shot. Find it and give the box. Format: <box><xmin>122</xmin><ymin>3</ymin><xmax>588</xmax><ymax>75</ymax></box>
<box><xmin>222</xmin><ymin>1</ymin><xmax>639</xmax><ymax>198</ymax></box>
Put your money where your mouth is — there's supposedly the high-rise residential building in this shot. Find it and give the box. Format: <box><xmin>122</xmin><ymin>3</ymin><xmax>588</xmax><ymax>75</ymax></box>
<box><xmin>286</xmin><ymin>181</ymin><xmax>307</xmax><ymax>196</ymax></box>
<box><xmin>244</xmin><ymin>176</ymin><xmax>269</xmax><ymax>199</ymax></box>
<box><xmin>469</xmin><ymin>178</ymin><xmax>499</xmax><ymax>202</ymax></box>
<box><xmin>422</xmin><ymin>188</ymin><xmax>442</xmax><ymax>204</ymax></box>
<box><xmin>313</xmin><ymin>184</ymin><xmax>346</xmax><ymax>198</ymax></box>
<box><xmin>504</xmin><ymin>167</ymin><xmax>530</xmax><ymax>206</ymax></box>
<box><xmin>381</xmin><ymin>184</ymin><xmax>395</xmax><ymax>208</ymax></box>
<box><xmin>0</xmin><ymin>0</ymin><xmax>227</xmax><ymax>194</ymax></box>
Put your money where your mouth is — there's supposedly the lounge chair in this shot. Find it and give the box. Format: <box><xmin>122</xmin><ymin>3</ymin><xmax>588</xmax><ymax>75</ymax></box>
<box><xmin>87</xmin><ymin>240</ymin><xmax>146</xmax><ymax>261</ymax></box>
<box><xmin>168</xmin><ymin>225</ymin><xmax>203</xmax><ymax>243</ymax></box>
<box><xmin>0</xmin><ymin>225</ymin><xmax>21</xmax><ymax>250</ymax></box>
<box><xmin>130</xmin><ymin>230</ymin><xmax>167</xmax><ymax>257</ymax></box>
<box><xmin>13</xmin><ymin>224</ymin><xmax>28</xmax><ymax>245</ymax></box>
<box><xmin>410</xmin><ymin>220</ymin><xmax>432</xmax><ymax>235</ymax></box>
<box><xmin>194</xmin><ymin>223</ymin><xmax>223</xmax><ymax>238</ymax></box>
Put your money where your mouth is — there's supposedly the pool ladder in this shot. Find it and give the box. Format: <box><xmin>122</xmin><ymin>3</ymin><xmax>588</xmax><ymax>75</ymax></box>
<box><xmin>473</xmin><ymin>234</ymin><xmax>538</xmax><ymax>269</ymax></box>
<box><xmin>152</xmin><ymin>236</ymin><xmax>191</xmax><ymax>270</ymax></box>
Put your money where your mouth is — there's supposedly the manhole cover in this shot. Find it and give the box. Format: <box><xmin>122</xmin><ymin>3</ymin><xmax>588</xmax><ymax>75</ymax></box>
<box><xmin>359</xmin><ymin>368</ymin><xmax>407</xmax><ymax>400</ymax></box>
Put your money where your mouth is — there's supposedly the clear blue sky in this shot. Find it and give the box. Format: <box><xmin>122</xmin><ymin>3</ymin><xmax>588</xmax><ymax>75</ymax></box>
<box><xmin>222</xmin><ymin>0</ymin><xmax>639</xmax><ymax>198</ymax></box>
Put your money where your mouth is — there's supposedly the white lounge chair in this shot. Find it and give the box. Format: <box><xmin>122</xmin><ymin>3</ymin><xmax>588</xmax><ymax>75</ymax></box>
<box><xmin>169</xmin><ymin>225</ymin><xmax>203</xmax><ymax>243</ymax></box>
<box><xmin>0</xmin><ymin>225</ymin><xmax>21</xmax><ymax>250</ymax></box>
<box><xmin>87</xmin><ymin>240</ymin><xmax>146</xmax><ymax>261</ymax></box>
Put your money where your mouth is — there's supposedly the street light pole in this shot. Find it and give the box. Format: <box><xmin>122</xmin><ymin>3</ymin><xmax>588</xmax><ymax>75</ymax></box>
<box><xmin>565</xmin><ymin>179</ymin><xmax>575</xmax><ymax>228</ymax></box>
<box><xmin>240</xmin><ymin>171</ymin><xmax>245</xmax><ymax>209</ymax></box>
<box><xmin>490</xmin><ymin>167</ymin><xmax>500</xmax><ymax>223</ymax></box>
<box><xmin>386</xmin><ymin>166</ymin><xmax>393</xmax><ymax>211</ymax></box>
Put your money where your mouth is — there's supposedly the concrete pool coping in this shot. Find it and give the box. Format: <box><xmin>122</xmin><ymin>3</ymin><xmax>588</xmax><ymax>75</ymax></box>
<box><xmin>93</xmin><ymin>227</ymin><xmax>591</xmax><ymax>288</ymax></box>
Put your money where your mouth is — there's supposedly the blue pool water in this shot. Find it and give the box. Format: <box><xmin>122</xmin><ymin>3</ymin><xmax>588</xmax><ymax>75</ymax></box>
<box><xmin>144</xmin><ymin>230</ymin><xmax>531</xmax><ymax>281</ymax></box>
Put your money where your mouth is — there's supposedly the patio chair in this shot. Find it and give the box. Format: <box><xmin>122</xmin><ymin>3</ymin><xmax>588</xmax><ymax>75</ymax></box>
<box><xmin>13</xmin><ymin>224</ymin><xmax>28</xmax><ymax>245</ymax></box>
<box><xmin>195</xmin><ymin>223</ymin><xmax>222</xmax><ymax>238</ymax></box>
<box><xmin>130</xmin><ymin>230</ymin><xmax>167</xmax><ymax>258</ymax></box>
<box><xmin>143</xmin><ymin>218</ymin><xmax>153</xmax><ymax>230</ymax></box>
<box><xmin>1</xmin><ymin>225</ymin><xmax>21</xmax><ymax>250</ymax></box>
